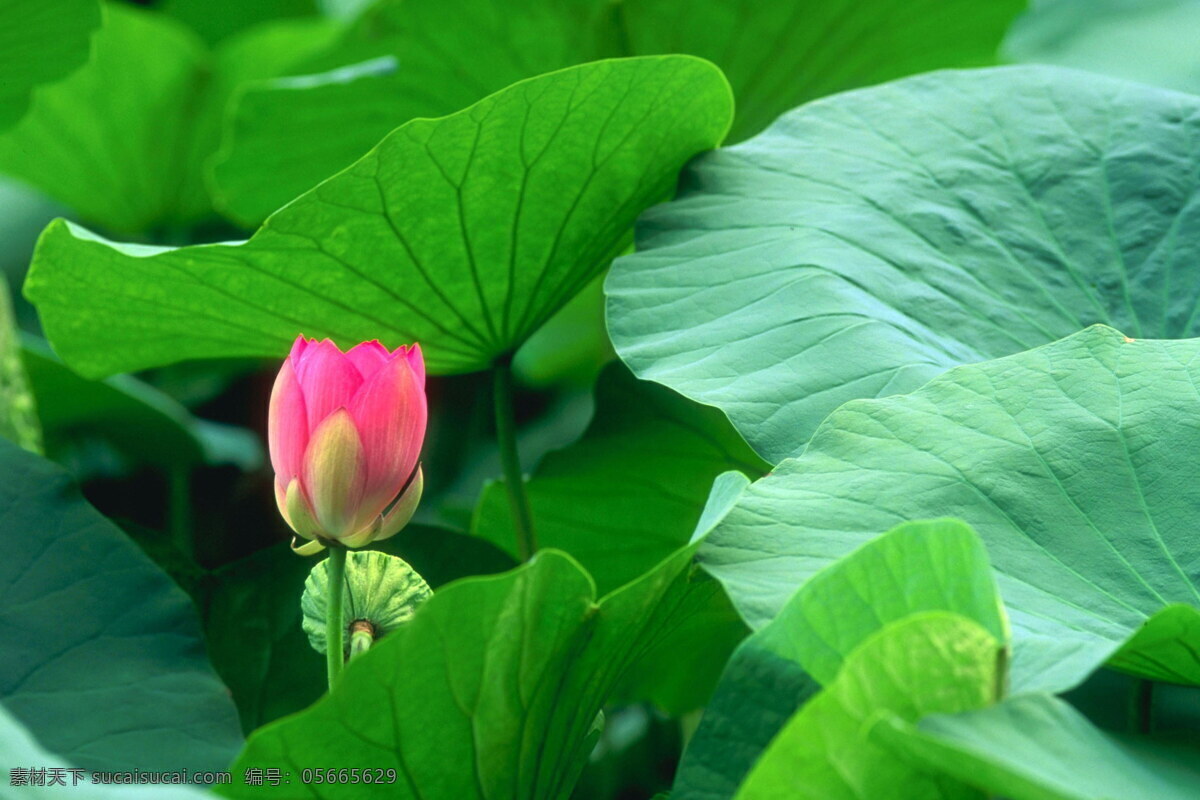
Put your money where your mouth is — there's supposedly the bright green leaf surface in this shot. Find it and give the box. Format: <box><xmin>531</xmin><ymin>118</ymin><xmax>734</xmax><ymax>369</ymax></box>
<box><xmin>0</xmin><ymin>0</ymin><xmax>99</xmax><ymax>129</ymax></box>
<box><xmin>0</xmin><ymin>278</ymin><xmax>40</xmax><ymax>453</ymax></box>
<box><xmin>0</xmin><ymin>438</ymin><xmax>242</xmax><ymax>772</ymax></box>
<box><xmin>607</xmin><ymin>66</ymin><xmax>1200</xmax><ymax>462</ymax></box>
<box><xmin>213</xmin><ymin>0</ymin><xmax>1022</xmax><ymax>224</ymax></box>
<box><xmin>27</xmin><ymin>56</ymin><xmax>732</xmax><ymax>378</ymax></box>
<box><xmin>0</xmin><ymin>705</ymin><xmax>208</xmax><ymax>799</ymax></box>
<box><xmin>700</xmin><ymin>327</ymin><xmax>1200</xmax><ymax>688</ymax></box>
<box><xmin>763</xmin><ymin>519</ymin><xmax>1008</xmax><ymax>687</ymax></box>
<box><xmin>880</xmin><ymin>693</ymin><xmax>1200</xmax><ymax>800</ymax></box>
<box><xmin>472</xmin><ymin>363</ymin><xmax>767</xmax><ymax>593</ymax></box>
<box><xmin>734</xmin><ymin>613</ymin><xmax>1000</xmax><ymax>800</ymax></box>
<box><xmin>674</xmin><ymin>519</ymin><xmax>1006</xmax><ymax>800</ymax></box>
<box><xmin>22</xmin><ymin>337</ymin><xmax>260</xmax><ymax>472</ymax></box>
<box><xmin>1005</xmin><ymin>0</ymin><xmax>1200</xmax><ymax>95</ymax></box>
<box><xmin>224</xmin><ymin>545</ymin><xmax>718</xmax><ymax>798</ymax></box>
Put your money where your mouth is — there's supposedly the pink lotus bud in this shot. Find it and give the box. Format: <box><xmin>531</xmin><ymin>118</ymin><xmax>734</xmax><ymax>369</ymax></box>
<box><xmin>269</xmin><ymin>336</ymin><xmax>427</xmax><ymax>553</ymax></box>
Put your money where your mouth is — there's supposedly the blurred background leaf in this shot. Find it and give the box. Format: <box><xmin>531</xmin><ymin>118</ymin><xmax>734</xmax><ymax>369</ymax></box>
<box><xmin>0</xmin><ymin>277</ymin><xmax>40</xmax><ymax>453</ymax></box>
<box><xmin>212</xmin><ymin>0</ymin><xmax>1025</xmax><ymax>225</ymax></box>
<box><xmin>1006</xmin><ymin>0</ymin><xmax>1200</xmax><ymax>94</ymax></box>
<box><xmin>0</xmin><ymin>0</ymin><xmax>99</xmax><ymax>130</ymax></box>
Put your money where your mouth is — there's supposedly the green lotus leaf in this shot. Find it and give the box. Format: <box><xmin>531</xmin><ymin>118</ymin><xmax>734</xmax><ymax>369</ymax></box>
<box><xmin>0</xmin><ymin>438</ymin><xmax>242</xmax><ymax>772</ymax></box>
<box><xmin>878</xmin><ymin>693</ymin><xmax>1200</xmax><ymax>800</ymax></box>
<box><xmin>607</xmin><ymin>66</ymin><xmax>1200</xmax><ymax>462</ymax></box>
<box><xmin>0</xmin><ymin>0</ymin><xmax>99</xmax><ymax>130</ymax></box>
<box><xmin>224</xmin><ymin>545</ymin><xmax>722</xmax><ymax>798</ymax></box>
<box><xmin>300</xmin><ymin>550</ymin><xmax>432</xmax><ymax>656</ymax></box>
<box><xmin>699</xmin><ymin>327</ymin><xmax>1200</xmax><ymax>688</ymax></box>
<box><xmin>26</xmin><ymin>56</ymin><xmax>732</xmax><ymax>378</ymax></box>
<box><xmin>675</xmin><ymin>518</ymin><xmax>1006</xmax><ymax>800</ymax></box>
<box><xmin>1005</xmin><ymin>0</ymin><xmax>1200</xmax><ymax>95</ymax></box>
<box><xmin>212</xmin><ymin>0</ymin><xmax>1022</xmax><ymax>224</ymax></box>
<box><xmin>733</xmin><ymin>612</ymin><xmax>1002</xmax><ymax>800</ymax></box>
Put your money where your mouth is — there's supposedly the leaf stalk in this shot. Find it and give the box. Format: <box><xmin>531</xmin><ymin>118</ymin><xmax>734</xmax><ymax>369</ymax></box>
<box><xmin>493</xmin><ymin>360</ymin><xmax>537</xmax><ymax>560</ymax></box>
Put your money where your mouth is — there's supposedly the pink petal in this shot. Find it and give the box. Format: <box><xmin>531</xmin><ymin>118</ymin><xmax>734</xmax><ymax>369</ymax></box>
<box><xmin>267</xmin><ymin>357</ymin><xmax>308</xmax><ymax>485</ymax></box>
<box><xmin>402</xmin><ymin>343</ymin><xmax>426</xmax><ymax>389</ymax></box>
<box><xmin>346</xmin><ymin>340</ymin><xmax>390</xmax><ymax>379</ymax></box>
<box><xmin>289</xmin><ymin>335</ymin><xmax>311</xmax><ymax>363</ymax></box>
<box><xmin>375</xmin><ymin>466</ymin><xmax>424</xmax><ymax>541</ymax></box>
<box><xmin>297</xmin><ymin>339</ymin><xmax>363</xmax><ymax>432</ymax></box>
<box><xmin>347</xmin><ymin>353</ymin><xmax>427</xmax><ymax>516</ymax></box>
<box><xmin>301</xmin><ymin>409</ymin><xmax>369</xmax><ymax>538</ymax></box>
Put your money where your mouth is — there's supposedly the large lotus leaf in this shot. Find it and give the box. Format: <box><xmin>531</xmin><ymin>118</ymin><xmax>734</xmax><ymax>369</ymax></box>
<box><xmin>0</xmin><ymin>5</ymin><xmax>338</xmax><ymax>234</ymax></box>
<box><xmin>1005</xmin><ymin>0</ymin><xmax>1200</xmax><ymax>95</ymax></box>
<box><xmin>733</xmin><ymin>612</ymin><xmax>1002</xmax><ymax>800</ymax></box>
<box><xmin>0</xmin><ymin>278</ymin><xmax>39</xmax><ymax>453</ymax></box>
<box><xmin>26</xmin><ymin>56</ymin><xmax>732</xmax><ymax>379</ymax></box>
<box><xmin>211</xmin><ymin>0</ymin><xmax>1022</xmax><ymax>224</ymax></box>
<box><xmin>0</xmin><ymin>0</ymin><xmax>99</xmax><ymax>130</ymax></box>
<box><xmin>606</xmin><ymin>65</ymin><xmax>1200</xmax><ymax>462</ymax></box>
<box><xmin>0</xmin><ymin>438</ymin><xmax>242</xmax><ymax>772</ymax></box>
<box><xmin>0</xmin><ymin>706</ymin><xmax>208</xmax><ymax>799</ymax></box>
<box><xmin>878</xmin><ymin>693</ymin><xmax>1200</xmax><ymax>800</ymax></box>
<box><xmin>699</xmin><ymin>327</ymin><xmax>1200</xmax><ymax>689</ymax></box>
<box><xmin>224</xmin><ymin>545</ymin><xmax>720</xmax><ymax>798</ymax></box>
<box><xmin>472</xmin><ymin>362</ymin><xmax>767</xmax><ymax>593</ymax></box>
<box><xmin>674</xmin><ymin>518</ymin><xmax>1006</xmax><ymax>800</ymax></box>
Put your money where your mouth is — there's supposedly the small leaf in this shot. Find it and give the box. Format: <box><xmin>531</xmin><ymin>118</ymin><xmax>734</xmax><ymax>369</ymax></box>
<box><xmin>675</xmin><ymin>518</ymin><xmax>1005</xmax><ymax>800</ymax></box>
<box><xmin>204</xmin><ymin>526</ymin><xmax>516</xmax><ymax>734</ymax></box>
<box><xmin>301</xmin><ymin>550</ymin><xmax>432</xmax><ymax>656</ymax></box>
<box><xmin>733</xmin><ymin>613</ymin><xmax>1001</xmax><ymax>800</ymax></box>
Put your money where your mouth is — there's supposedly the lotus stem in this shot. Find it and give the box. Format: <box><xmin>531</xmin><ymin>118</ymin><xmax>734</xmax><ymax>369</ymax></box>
<box><xmin>493</xmin><ymin>360</ymin><xmax>537</xmax><ymax>560</ymax></box>
<box><xmin>325</xmin><ymin>547</ymin><xmax>348</xmax><ymax>689</ymax></box>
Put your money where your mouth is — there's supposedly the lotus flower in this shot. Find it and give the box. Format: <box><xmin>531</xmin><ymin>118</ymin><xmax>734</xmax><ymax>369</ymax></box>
<box><xmin>269</xmin><ymin>336</ymin><xmax>427</xmax><ymax>553</ymax></box>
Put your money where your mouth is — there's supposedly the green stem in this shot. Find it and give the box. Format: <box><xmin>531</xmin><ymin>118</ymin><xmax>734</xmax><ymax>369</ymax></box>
<box><xmin>493</xmin><ymin>361</ymin><xmax>537</xmax><ymax>560</ymax></box>
<box><xmin>325</xmin><ymin>547</ymin><xmax>348</xmax><ymax>689</ymax></box>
